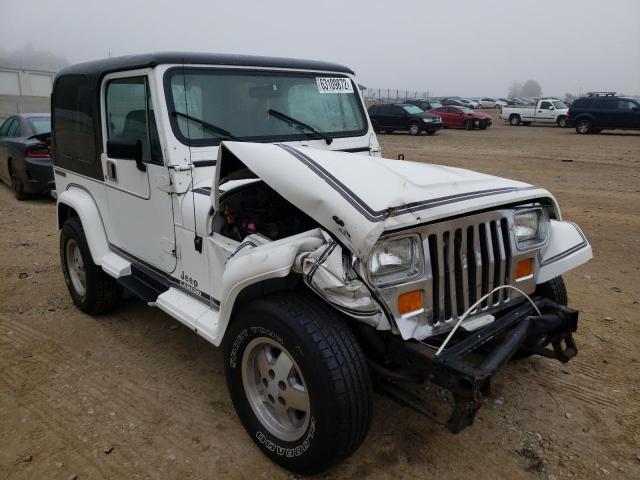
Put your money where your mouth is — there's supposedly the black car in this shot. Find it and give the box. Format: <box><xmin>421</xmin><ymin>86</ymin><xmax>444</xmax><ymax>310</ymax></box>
<box><xmin>403</xmin><ymin>98</ymin><xmax>443</xmax><ymax>111</ymax></box>
<box><xmin>0</xmin><ymin>113</ymin><xmax>53</xmax><ymax>199</ymax></box>
<box><xmin>368</xmin><ymin>103</ymin><xmax>442</xmax><ymax>135</ymax></box>
<box><xmin>440</xmin><ymin>98</ymin><xmax>467</xmax><ymax>107</ymax></box>
<box><xmin>568</xmin><ymin>93</ymin><xmax>640</xmax><ymax>134</ymax></box>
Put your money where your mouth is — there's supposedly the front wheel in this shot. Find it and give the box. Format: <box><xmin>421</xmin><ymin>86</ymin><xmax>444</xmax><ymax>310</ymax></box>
<box><xmin>408</xmin><ymin>122</ymin><xmax>421</xmax><ymax>136</ymax></box>
<box><xmin>513</xmin><ymin>277</ymin><xmax>568</xmax><ymax>360</ymax></box>
<box><xmin>464</xmin><ymin>119</ymin><xmax>474</xmax><ymax>130</ymax></box>
<box><xmin>556</xmin><ymin>115</ymin><xmax>567</xmax><ymax>128</ymax></box>
<box><xmin>575</xmin><ymin>119</ymin><xmax>592</xmax><ymax>134</ymax></box>
<box><xmin>225</xmin><ymin>292</ymin><xmax>372</xmax><ymax>474</ymax></box>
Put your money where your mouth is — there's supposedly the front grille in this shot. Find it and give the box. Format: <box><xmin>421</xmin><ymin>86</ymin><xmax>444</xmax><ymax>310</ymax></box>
<box><xmin>427</xmin><ymin>217</ymin><xmax>512</xmax><ymax>324</ymax></box>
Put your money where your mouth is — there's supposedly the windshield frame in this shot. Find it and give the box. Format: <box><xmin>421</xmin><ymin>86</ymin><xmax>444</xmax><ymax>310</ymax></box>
<box><xmin>163</xmin><ymin>66</ymin><xmax>369</xmax><ymax>147</ymax></box>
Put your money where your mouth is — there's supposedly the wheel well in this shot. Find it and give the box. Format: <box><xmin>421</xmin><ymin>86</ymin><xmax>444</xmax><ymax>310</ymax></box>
<box><xmin>509</xmin><ymin>113</ymin><xmax>520</xmax><ymax>119</ymax></box>
<box><xmin>57</xmin><ymin>203</ymin><xmax>79</xmax><ymax>230</ymax></box>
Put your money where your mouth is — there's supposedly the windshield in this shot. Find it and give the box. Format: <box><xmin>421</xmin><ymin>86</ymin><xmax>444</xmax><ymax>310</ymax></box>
<box><xmin>402</xmin><ymin>105</ymin><xmax>424</xmax><ymax>114</ymax></box>
<box><xmin>165</xmin><ymin>68</ymin><xmax>367</xmax><ymax>145</ymax></box>
<box><xmin>28</xmin><ymin>117</ymin><xmax>51</xmax><ymax>135</ymax></box>
<box><xmin>429</xmin><ymin>101</ymin><xmax>443</xmax><ymax>109</ymax></box>
<box><xmin>460</xmin><ymin>107</ymin><xmax>475</xmax><ymax>114</ymax></box>
<box><xmin>552</xmin><ymin>100</ymin><xmax>567</xmax><ymax>109</ymax></box>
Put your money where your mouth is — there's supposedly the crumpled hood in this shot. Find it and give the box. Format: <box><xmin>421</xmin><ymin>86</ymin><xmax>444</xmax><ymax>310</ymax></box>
<box><xmin>215</xmin><ymin>142</ymin><xmax>554</xmax><ymax>256</ymax></box>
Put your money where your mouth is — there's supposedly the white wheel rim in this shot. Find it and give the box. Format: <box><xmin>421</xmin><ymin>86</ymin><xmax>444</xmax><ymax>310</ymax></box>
<box><xmin>410</xmin><ymin>124</ymin><xmax>419</xmax><ymax>135</ymax></box>
<box><xmin>66</xmin><ymin>239</ymin><xmax>86</xmax><ymax>297</ymax></box>
<box><xmin>242</xmin><ymin>337</ymin><xmax>311</xmax><ymax>442</ymax></box>
<box><xmin>578</xmin><ymin>122</ymin><xmax>589</xmax><ymax>133</ymax></box>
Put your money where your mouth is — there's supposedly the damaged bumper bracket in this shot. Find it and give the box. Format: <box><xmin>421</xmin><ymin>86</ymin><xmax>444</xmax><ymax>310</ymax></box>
<box><xmin>384</xmin><ymin>298</ymin><xmax>579</xmax><ymax>433</ymax></box>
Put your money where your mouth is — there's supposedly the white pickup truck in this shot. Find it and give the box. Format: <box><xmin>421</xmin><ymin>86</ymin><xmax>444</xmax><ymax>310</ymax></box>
<box><xmin>52</xmin><ymin>52</ymin><xmax>591</xmax><ymax>474</ymax></box>
<box><xmin>501</xmin><ymin>99</ymin><xmax>569</xmax><ymax>127</ymax></box>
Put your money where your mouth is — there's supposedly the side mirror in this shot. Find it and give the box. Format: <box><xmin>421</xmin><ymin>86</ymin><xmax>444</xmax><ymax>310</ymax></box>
<box><xmin>107</xmin><ymin>138</ymin><xmax>146</xmax><ymax>172</ymax></box>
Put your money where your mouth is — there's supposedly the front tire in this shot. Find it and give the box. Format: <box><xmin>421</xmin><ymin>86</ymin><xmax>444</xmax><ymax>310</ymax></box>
<box><xmin>60</xmin><ymin>217</ymin><xmax>121</xmax><ymax>314</ymax></box>
<box><xmin>513</xmin><ymin>277</ymin><xmax>567</xmax><ymax>360</ymax></box>
<box><xmin>556</xmin><ymin>115</ymin><xmax>567</xmax><ymax>128</ymax></box>
<box><xmin>225</xmin><ymin>292</ymin><xmax>372</xmax><ymax>474</ymax></box>
<box><xmin>408</xmin><ymin>122</ymin><xmax>421</xmax><ymax>136</ymax></box>
<box><xmin>575</xmin><ymin>119</ymin><xmax>592</xmax><ymax>134</ymax></box>
<box><xmin>464</xmin><ymin>119</ymin><xmax>474</xmax><ymax>130</ymax></box>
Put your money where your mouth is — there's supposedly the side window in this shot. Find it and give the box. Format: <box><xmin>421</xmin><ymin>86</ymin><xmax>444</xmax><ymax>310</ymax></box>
<box><xmin>105</xmin><ymin>77</ymin><xmax>163</xmax><ymax>165</ymax></box>
<box><xmin>593</xmin><ymin>99</ymin><xmax>616</xmax><ymax>109</ymax></box>
<box><xmin>540</xmin><ymin>101</ymin><xmax>552</xmax><ymax>109</ymax></box>
<box><xmin>617</xmin><ymin>100</ymin><xmax>638</xmax><ymax>110</ymax></box>
<box><xmin>0</xmin><ymin>118</ymin><xmax>16</xmax><ymax>136</ymax></box>
<box><xmin>572</xmin><ymin>98</ymin><xmax>590</xmax><ymax>109</ymax></box>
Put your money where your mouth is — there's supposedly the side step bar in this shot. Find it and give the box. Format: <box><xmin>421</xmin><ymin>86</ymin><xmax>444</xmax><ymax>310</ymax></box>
<box><xmin>117</xmin><ymin>266</ymin><xmax>169</xmax><ymax>303</ymax></box>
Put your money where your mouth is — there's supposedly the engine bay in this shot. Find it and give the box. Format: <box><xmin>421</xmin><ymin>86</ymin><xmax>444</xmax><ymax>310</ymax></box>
<box><xmin>215</xmin><ymin>181</ymin><xmax>317</xmax><ymax>242</ymax></box>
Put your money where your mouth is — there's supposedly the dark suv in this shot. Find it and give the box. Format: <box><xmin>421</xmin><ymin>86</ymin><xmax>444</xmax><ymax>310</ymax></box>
<box><xmin>568</xmin><ymin>93</ymin><xmax>640</xmax><ymax>134</ymax></box>
<box><xmin>368</xmin><ymin>103</ymin><xmax>442</xmax><ymax>135</ymax></box>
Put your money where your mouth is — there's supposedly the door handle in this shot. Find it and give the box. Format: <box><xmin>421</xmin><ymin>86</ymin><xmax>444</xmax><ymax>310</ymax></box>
<box><xmin>107</xmin><ymin>160</ymin><xmax>117</xmax><ymax>181</ymax></box>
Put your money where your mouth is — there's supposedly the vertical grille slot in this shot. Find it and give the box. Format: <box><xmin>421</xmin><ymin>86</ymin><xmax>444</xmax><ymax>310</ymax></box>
<box><xmin>443</xmin><ymin>231</ymin><xmax>452</xmax><ymax>320</ymax></box>
<box><xmin>500</xmin><ymin>218</ymin><xmax>512</xmax><ymax>302</ymax></box>
<box><xmin>453</xmin><ymin>229</ymin><xmax>465</xmax><ymax>316</ymax></box>
<box><xmin>490</xmin><ymin>221</ymin><xmax>503</xmax><ymax>305</ymax></box>
<box><xmin>466</xmin><ymin>226</ymin><xmax>477</xmax><ymax>310</ymax></box>
<box><xmin>479</xmin><ymin>223</ymin><xmax>490</xmax><ymax>308</ymax></box>
<box><xmin>428</xmin><ymin>234</ymin><xmax>440</xmax><ymax>322</ymax></box>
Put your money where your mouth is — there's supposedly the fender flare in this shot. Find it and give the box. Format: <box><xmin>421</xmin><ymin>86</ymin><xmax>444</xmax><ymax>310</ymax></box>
<box><xmin>211</xmin><ymin>232</ymin><xmax>324</xmax><ymax>346</ymax></box>
<box><xmin>536</xmin><ymin>220</ymin><xmax>592</xmax><ymax>284</ymax></box>
<box><xmin>57</xmin><ymin>187</ymin><xmax>110</xmax><ymax>265</ymax></box>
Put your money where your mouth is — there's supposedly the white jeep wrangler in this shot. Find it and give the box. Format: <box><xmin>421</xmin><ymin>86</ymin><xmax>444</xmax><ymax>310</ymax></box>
<box><xmin>52</xmin><ymin>52</ymin><xmax>592</xmax><ymax>474</ymax></box>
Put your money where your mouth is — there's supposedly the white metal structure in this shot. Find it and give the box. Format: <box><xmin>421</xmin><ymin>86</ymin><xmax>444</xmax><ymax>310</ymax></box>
<box><xmin>51</xmin><ymin>53</ymin><xmax>592</xmax><ymax>474</ymax></box>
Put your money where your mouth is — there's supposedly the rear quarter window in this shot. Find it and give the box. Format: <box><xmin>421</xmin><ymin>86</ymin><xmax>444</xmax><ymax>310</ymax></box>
<box><xmin>571</xmin><ymin>98</ymin><xmax>591</xmax><ymax>109</ymax></box>
<box><xmin>53</xmin><ymin>74</ymin><xmax>100</xmax><ymax>178</ymax></box>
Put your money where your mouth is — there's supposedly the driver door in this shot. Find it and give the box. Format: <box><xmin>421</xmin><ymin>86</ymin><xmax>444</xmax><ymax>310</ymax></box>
<box><xmin>101</xmin><ymin>73</ymin><xmax>177</xmax><ymax>273</ymax></box>
<box><xmin>537</xmin><ymin>101</ymin><xmax>555</xmax><ymax>123</ymax></box>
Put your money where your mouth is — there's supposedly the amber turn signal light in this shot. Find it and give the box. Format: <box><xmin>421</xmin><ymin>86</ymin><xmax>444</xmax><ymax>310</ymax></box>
<box><xmin>398</xmin><ymin>290</ymin><xmax>423</xmax><ymax>315</ymax></box>
<box><xmin>515</xmin><ymin>258</ymin><xmax>533</xmax><ymax>280</ymax></box>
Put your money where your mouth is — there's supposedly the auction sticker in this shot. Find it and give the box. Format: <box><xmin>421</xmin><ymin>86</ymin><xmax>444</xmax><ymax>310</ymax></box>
<box><xmin>316</xmin><ymin>77</ymin><xmax>354</xmax><ymax>94</ymax></box>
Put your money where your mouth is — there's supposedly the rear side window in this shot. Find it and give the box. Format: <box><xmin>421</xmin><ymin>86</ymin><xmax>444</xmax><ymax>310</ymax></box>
<box><xmin>571</xmin><ymin>98</ymin><xmax>591</xmax><ymax>109</ymax></box>
<box><xmin>593</xmin><ymin>99</ymin><xmax>617</xmax><ymax>109</ymax></box>
<box><xmin>53</xmin><ymin>74</ymin><xmax>97</xmax><ymax>173</ymax></box>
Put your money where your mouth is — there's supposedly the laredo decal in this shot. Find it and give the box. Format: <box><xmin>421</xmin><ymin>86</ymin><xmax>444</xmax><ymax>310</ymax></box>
<box><xmin>256</xmin><ymin>417</ymin><xmax>316</xmax><ymax>457</ymax></box>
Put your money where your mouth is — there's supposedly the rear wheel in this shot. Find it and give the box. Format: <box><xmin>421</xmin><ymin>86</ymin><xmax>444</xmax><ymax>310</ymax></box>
<box><xmin>225</xmin><ymin>292</ymin><xmax>372</xmax><ymax>474</ymax></box>
<box><xmin>60</xmin><ymin>217</ymin><xmax>121</xmax><ymax>314</ymax></box>
<box><xmin>8</xmin><ymin>162</ymin><xmax>27</xmax><ymax>201</ymax></box>
<box><xmin>408</xmin><ymin>122</ymin><xmax>421</xmax><ymax>136</ymax></box>
<box><xmin>575</xmin><ymin>119</ymin><xmax>592</xmax><ymax>134</ymax></box>
<box><xmin>556</xmin><ymin>115</ymin><xmax>567</xmax><ymax>128</ymax></box>
<box><xmin>509</xmin><ymin>114</ymin><xmax>521</xmax><ymax>126</ymax></box>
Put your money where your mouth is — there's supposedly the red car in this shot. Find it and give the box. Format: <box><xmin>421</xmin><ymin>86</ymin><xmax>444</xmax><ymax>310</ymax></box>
<box><xmin>428</xmin><ymin>106</ymin><xmax>492</xmax><ymax>130</ymax></box>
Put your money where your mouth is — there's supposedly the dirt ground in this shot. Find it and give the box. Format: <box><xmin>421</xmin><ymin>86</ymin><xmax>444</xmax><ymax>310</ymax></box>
<box><xmin>1</xmin><ymin>112</ymin><xmax>639</xmax><ymax>479</ymax></box>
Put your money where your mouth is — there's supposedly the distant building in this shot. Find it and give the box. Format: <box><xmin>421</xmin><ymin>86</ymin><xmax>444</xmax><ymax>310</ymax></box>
<box><xmin>0</xmin><ymin>67</ymin><xmax>55</xmax><ymax>121</ymax></box>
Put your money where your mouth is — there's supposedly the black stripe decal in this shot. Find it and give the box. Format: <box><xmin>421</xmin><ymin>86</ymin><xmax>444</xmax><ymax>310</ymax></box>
<box><xmin>192</xmin><ymin>160</ymin><xmax>217</xmax><ymax>167</ymax></box>
<box><xmin>108</xmin><ymin>243</ymin><xmax>220</xmax><ymax>308</ymax></box>
<box><xmin>277</xmin><ymin>144</ymin><xmax>538</xmax><ymax>222</ymax></box>
<box><xmin>193</xmin><ymin>186</ymin><xmax>212</xmax><ymax>196</ymax></box>
<box><xmin>54</xmin><ymin>169</ymin><xmax>67</xmax><ymax>177</ymax></box>
<box><xmin>337</xmin><ymin>146</ymin><xmax>369</xmax><ymax>153</ymax></box>
<box><xmin>539</xmin><ymin>223</ymin><xmax>588</xmax><ymax>267</ymax></box>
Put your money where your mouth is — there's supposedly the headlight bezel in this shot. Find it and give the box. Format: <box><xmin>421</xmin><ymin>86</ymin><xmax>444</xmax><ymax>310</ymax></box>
<box><xmin>513</xmin><ymin>207</ymin><xmax>549</xmax><ymax>250</ymax></box>
<box><xmin>366</xmin><ymin>233</ymin><xmax>423</xmax><ymax>287</ymax></box>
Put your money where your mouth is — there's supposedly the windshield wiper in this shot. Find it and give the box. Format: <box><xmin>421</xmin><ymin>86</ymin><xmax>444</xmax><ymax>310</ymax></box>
<box><xmin>171</xmin><ymin>111</ymin><xmax>239</xmax><ymax>141</ymax></box>
<box><xmin>267</xmin><ymin>109</ymin><xmax>333</xmax><ymax>145</ymax></box>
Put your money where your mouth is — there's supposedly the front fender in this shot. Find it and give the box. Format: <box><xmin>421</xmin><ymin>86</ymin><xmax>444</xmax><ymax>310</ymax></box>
<box><xmin>213</xmin><ymin>230</ymin><xmax>324</xmax><ymax>345</ymax></box>
<box><xmin>57</xmin><ymin>187</ymin><xmax>110</xmax><ymax>265</ymax></box>
<box><xmin>536</xmin><ymin>220</ymin><xmax>592</xmax><ymax>284</ymax></box>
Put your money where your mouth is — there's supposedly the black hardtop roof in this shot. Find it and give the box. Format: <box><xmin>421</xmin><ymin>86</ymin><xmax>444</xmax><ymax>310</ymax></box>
<box><xmin>56</xmin><ymin>51</ymin><xmax>355</xmax><ymax>80</ymax></box>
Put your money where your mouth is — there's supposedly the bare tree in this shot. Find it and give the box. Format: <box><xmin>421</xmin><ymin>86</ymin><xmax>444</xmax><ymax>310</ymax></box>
<box><xmin>508</xmin><ymin>81</ymin><xmax>523</xmax><ymax>98</ymax></box>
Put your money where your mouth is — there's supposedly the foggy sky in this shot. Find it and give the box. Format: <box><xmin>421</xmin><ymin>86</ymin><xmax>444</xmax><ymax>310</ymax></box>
<box><xmin>1</xmin><ymin>0</ymin><xmax>638</xmax><ymax>97</ymax></box>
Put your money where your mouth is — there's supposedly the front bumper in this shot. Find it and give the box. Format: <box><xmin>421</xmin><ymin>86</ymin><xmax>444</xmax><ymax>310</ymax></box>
<box><xmin>384</xmin><ymin>297</ymin><xmax>578</xmax><ymax>433</ymax></box>
<box><xmin>422</xmin><ymin>122</ymin><xmax>443</xmax><ymax>132</ymax></box>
